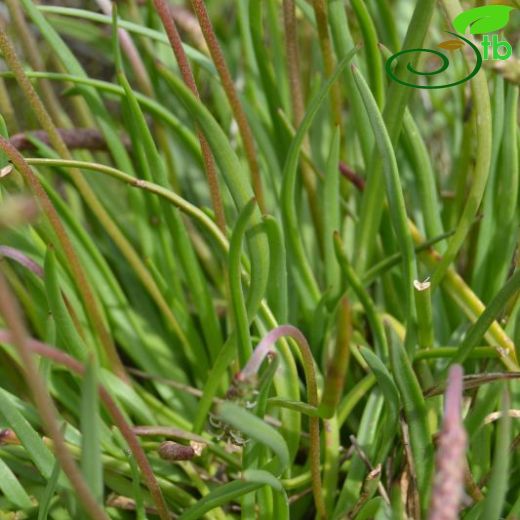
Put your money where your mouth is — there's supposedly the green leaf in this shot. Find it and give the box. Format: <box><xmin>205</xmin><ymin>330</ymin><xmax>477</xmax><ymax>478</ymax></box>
<box><xmin>0</xmin><ymin>114</ymin><xmax>8</xmax><ymax>168</ymax></box>
<box><xmin>115</xmin><ymin>24</ymin><xmax>214</xmax><ymax>375</ymax></box>
<box><xmin>37</xmin><ymin>456</ymin><xmax>61</xmax><ymax>520</ymax></box>
<box><xmin>0</xmin><ymin>388</ymin><xmax>55</xmax><ymax>480</ymax></box>
<box><xmin>80</xmin><ymin>356</ymin><xmax>103</xmax><ymax>503</ymax></box>
<box><xmin>44</xmin><ymin>247</ymin><xmax>87</xmax><ymax>361</ymax></box>
<box><xmin>355</xmin><ymin>497</ymin><xmax>387</xmax><ymax>520</ymax></box>
<box><xmin>243</xmin><ymin>469</ymin><xmax>284</xmax><ymax>493</ymax></box>
<box><xmin>229</xmin><ymin>198</ymin><xmax>257</xmax><ymax>367</ymax></box>
<box><xmin>0</xmin><ymin>457</ymin><xmax>33</xmax><ymax>509</ymax></box>
<box><xmin>19</xmin><ymin>0</ymin><xmax>134</xmax><ymax>173</ymax></box>
<box><xmin>359</xmin><ymin>346</ymin><xmax>400</xmax><ymax>461</ymax></box>
<box><xmin>453</xmin><ymin>268</ymin><xmax>520</xmax><ymax>366</ymax></box>
<box><xmin>401</xmin><ymin>108</ymin><xmax>445</xmax><ymax>249</ymax></box>
<box><xmin>355</xmin><ymin>0</ymin><xmax>436</xmax><ymax>272</ymax></box>
<box><xmin>267</xmin><ymin>398</ymin><xmax>321</xmax><ymax>417</ymax></box>
<box><xmin>333</xmin><ymin>392</ymin><xmax>384</xmax><ymax>517</ymax></box>
<box><xmin>334</xmin><ymin>234</ymin><xmax>388</xmax><ymax>359</ymax></box>
<box><xmin>243</xmin><ymin>470</ymin><xmax>289</xmax><ymax>520</ymax></box>
<box><xmin>453</xmin><ymin>5</ymin><xmax>514</xmax><ymax>35</ymax></box>
<box><xmin>263</xmin><ymin>215</ymin><xmax>288</xmax><ymax>323</ymax></box>
<box><xmin>178</xmin><ymin>480</ymin><xmax>261</xmax><ymax>520</ymax></box>
<box><xmin>351</xmin><ymin>0</ymin><xmax>384</xmax><ymax>108</ymax></box>
<box><xmin>323</xmin><ymin>127</ymin><xmax>341</xmax><ymax>297</ymax></box>
<box><xmin>248</xmin><ymin>0</ymin><xmax>292</xmax><ymax>158</ymax></box>
<box><xmin>359</xmin><ymin>346</ymin><xmax>399</xmax><ymax>426</ymax></box>
<box><xmin>387</xmin><ymin>330</ymin><xmax>433</xmax><ymax>504</ymax></box>
<box><xmin>479</xmin><ymin>386</ymin><xmax>511</xmax><ymax>519</ymax></box>
<box><xmin>0</xmin><ymin>70</ymin><xmax>201</xmax><ymax>163</ymax></box>
<box><xmin>216</xmin><ymin>401</ymin><xmax>290</xmax><ymax>475</ymax></box>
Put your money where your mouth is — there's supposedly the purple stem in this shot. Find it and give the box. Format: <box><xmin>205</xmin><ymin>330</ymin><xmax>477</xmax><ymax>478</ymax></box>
<box><xmin>0</xmin><ymin>246</ymin><xmax>44</xmax><ymax>277</ymax></box>
<box><xmin>237</xmin><ymin>324</ymin><xmax>303</xmax><ymax>380</ymax></box>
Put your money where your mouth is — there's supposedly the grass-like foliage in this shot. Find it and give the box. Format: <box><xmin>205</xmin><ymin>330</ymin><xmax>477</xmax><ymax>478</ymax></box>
<box><xmin>0</xmin><ymin>0</ymin><xmax>519</xmax><ymax>518</ymax></box>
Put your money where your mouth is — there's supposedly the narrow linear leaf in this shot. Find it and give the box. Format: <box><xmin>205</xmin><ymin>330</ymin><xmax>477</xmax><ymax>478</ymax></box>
<box><xmin>0</xmin><ymin>388</ymin><xmax>55</xmax><ymax>480</ymax></box>
<box><xmin>359</xmin><ymin>346</ymin><xmax>399</xmax><ymax>427</ymax></box>
<box><xmin>44</xmin><ymin>247</ymin><xmax>86</xmax><ymax>361</ymax></box>
<box><xmin>323</xmin><ymin>127</ymin><xmax>341</xmax><ymax>296</ymax></box>
<box><xmin>229</xmin><ymin>198</ymin><xmax>257</xmax><ymax>366</ymax></box>
<box><xmin>37</xmin><ymin>457</ymin><xmax>61</xmax><ymax>520</ymax></box>
<box><xmin>0</xmin><ymin>457</ymin><xmax>33</xmax><ymax>509</ymax></box>
<box><xmin>479</xmin><ymin>386</ymin><xmax>511</xmax><ymax>519</ymax></box>
<box><xmin>80</xmin><ymin>356</ymin><xmax>103</xmax><ymax>503</ymax></box>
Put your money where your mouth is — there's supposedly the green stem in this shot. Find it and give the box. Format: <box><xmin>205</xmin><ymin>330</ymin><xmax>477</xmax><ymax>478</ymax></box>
<box><xmin>23</xmin><ymin>158</ymin><xmax>227</xmax><ymax>253</ymax></box>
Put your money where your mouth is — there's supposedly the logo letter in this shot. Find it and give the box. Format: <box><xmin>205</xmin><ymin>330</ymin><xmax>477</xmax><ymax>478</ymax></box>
<box><xmin>492</xmin><ymin>34</ymin><xmax>512</xmax><ymax>60</ymax></box>
<box><xmin>481</xmin><ymin>35</ymin><xmax>491</xmax><ymax>59</ymax></box>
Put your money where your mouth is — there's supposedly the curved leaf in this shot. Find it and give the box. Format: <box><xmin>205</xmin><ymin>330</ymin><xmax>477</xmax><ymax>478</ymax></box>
<box><xmin>179</xmin><ymin>480</ymin><xmax>261</xmax><ymax>520</ymax></box>
<box><xmin>216</xmin><ymin>401</ymin><xmax>289</xmax><ymax>475</ymax></box>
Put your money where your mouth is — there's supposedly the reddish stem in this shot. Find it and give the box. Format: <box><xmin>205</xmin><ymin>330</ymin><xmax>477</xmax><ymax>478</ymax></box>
<box><xmin>0</xmin><ymin>246</ymin><xmax>44</xmax><ymax>276</ymax></box>
<box><xmin>339</xmin><ymin>162</ymin><xmax>366</xmax><ymax>191</ymax></box>
<box><xmin>0</xmin><ymin>280</ymin><xmax>109</xmax><ymax>520</ymax></box>
<box><xmin>0</xmin><ymin>134</ymin><xmax>127</xmax><ymax>380</ymax></box>
<box><xmin>0</xmin><ymin>330</ymin><xmax>171</xmax><ymax>520</ymax></box>
<box><xmin>153</xmin><ymin>0</ymin><xmax>226</xmax><ymax>232</ymax></box>
<box><xmin>10</xmin><ymin>128</ymin><xmax>131</xmax><ymax>152</ymax></box>
<box><xmin>190</xmin><ymin>0</ymin><xmax>266</xmax><ymax>213</ymax></box>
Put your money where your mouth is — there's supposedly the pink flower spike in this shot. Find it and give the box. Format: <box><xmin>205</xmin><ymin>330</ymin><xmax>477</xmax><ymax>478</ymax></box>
<box><xmin>444</xmin><ymin>364</ymin><xmax>464</xmax><ymax>424</ymax></box>
<box><xmin>429</xmin><ymin>364</ymin><xmax>467</xmax><ymax>520</ymax></box>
